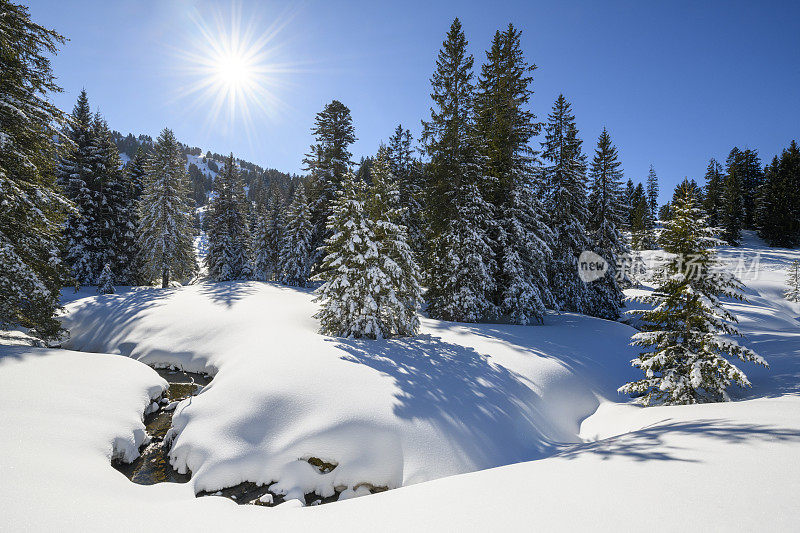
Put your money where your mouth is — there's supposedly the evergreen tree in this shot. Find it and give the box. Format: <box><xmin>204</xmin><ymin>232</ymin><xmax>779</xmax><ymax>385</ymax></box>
<box><xmin>303</xmin><ymin>100</ymin><xmax>356</xmax><ymax>266</ymax></box>
<box><xmin>540</xmin><ymin>94</ymin><xmax>591</xmax><ymax>313</ymax></box>
<box><xmin>645</xmin><ymin>164</ymin><xmax>659</xmax><ymax>222</ymax></box>
<box><xmin>474</xmin><ymin>23</ymin><xmax>553</xmax><ymax>324</ymax></box>
<box><xmin>703</xmin><ymin>158</ymin><xmax>724</xmax><ymax>228</ymax></box>
<box><xmin>421</xmin><ymin>18</ymin><xmax>496</xmax><ymax>322</ymax></box>
<box><xmin>623</xmin><ymin>178</ymin><xmax>636</xmax><ymax>231</ymax></box>
<box><xmin>205</xmin><ymin>154</ymin><xmax>251</xmax><ymax>281</ymax></box>
<box><xmin>97</xmin><ymin>263</ymin><xmax>114</xmax><ymax>294</ymax></box>
<box><xmin>138</xmin><ymin>128</ymin><xmax>197</xmax><ymax>287</ymax></box>
<box><xmin>252</xmin><ymin>193</ymin><xmax>284</xmax><ymax>282</ymax></box>
<box><xmin>756</xmin><ymin>141</ymin><xmax>800</xmax><ymax>247</ymax></box>
<box><xmin>620</xmin><ymin>182</ymin><xmax>767</xmax><ymax>405</ymax></box>
<box><xmin>58</xmin><ymin>90</ymin><xmax>97</xmax><ymax>285</ymax></box>
<box><xmin>586</xmin><ymin>128</ymin><xmax>627</xmax><ymax>319</ymax></box>
<box><xmin>387</xmin><ymin>125</ymin><xmax>425</xmax><ymax>258</ymax></box>
<box><xmin>0</xmin><ymin>1</ymin><xmax>71</xmax><ymax>339</ymax></box>
<box><xmin>786</xmin><ymin>260</ymin><xmax>800</xmax><ymax>303</ymax></box>
<box><xmin>125</xmin><ymin>147</ymin><xmax>147</xmax><ymax>284</ymax></box>
<box><xmin>721</xmin><ymin>165</ymin><xmax>744</xmax><ymax>246</ymax></box>
<box><xmin>630</xmin><ymin>182</ymin><xmax>655</xmax><ymax>250</ymax></box>
<box><xmin>365</xmin><ymin>148</ymin><xmax>423</xmax><ymax>335</ymax></box>
<box><xmin>279</xmin><ymin>182</ymin><xmax>313</xmax><ymax>286</ymax></box>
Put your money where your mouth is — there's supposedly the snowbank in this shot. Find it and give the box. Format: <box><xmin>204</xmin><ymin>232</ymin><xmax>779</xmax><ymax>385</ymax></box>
<box><xmin>61</xmin><ymin>281</ymin><xmax>639</xmax><ymax>498</ymax></box>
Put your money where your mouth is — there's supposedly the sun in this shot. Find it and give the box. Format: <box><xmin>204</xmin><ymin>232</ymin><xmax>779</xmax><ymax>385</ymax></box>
<box><xmin>172</xmin><ymin>3</ymin><xmax>299</xmax><ymax>138</ymax></box>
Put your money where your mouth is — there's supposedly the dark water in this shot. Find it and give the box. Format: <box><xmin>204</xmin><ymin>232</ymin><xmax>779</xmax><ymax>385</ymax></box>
<box><xmin>112</xmin><ymin>367</ymin><xmax>211</xmax><ymax>485</ymax></box>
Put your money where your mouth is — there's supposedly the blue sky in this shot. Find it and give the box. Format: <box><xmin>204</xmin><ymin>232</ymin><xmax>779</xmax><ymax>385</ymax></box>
<box><xmin>27</xmin><ymin>0</ymin><xmax>800</xmax><ymax>202</ymax></box>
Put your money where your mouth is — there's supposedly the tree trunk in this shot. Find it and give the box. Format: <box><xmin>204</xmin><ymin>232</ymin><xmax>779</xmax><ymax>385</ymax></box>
<box><xmin>162</xmin><ymin>266</ymin><xmax>169</xmax><ymax>288</ymax></box>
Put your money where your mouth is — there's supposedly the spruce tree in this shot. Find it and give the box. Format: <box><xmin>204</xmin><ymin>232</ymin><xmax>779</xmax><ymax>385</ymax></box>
<box><xmin>421</xmin><ymin>18</ymin><xmax>496</xmax><ymax>322</ymax></box>
<box><xmin>586</xmin><ymin>128</ymin><xmax>627</xmax><ymax>319</ymax></box>
<box><xmin>279</xmin><ymin>182</ymin><xmax>313</xmax><ymax>287</ymax></box>
<box><xmin>0</xmin><ymin>1</ymin><xmax>71</xmax><ymax>339</ymax></box>
<box><xmin>721</xmin><ymin>165</ymin><xmax>744</xmax><ymax>246</ymax></box>
<box><xmin>205</xmin><ymin>154</ymin><xmax>251</xmax><ymax>281</ymax></box>
<box><xmin>645</xmin><ymin>164</ymin><xmax>659</xmax><ymax>222</ymax></box>
<box><xmin>540</xmin><ymin>94</ymin><xmax>591</xmax><ymax>313</ymax></box>
<box><xmin>125</xmin><ymin>147</ymin><xmax>148</xmax><ymax>284</ymax></box>
<box><xmin>620</xmin><ymin>182</ymin><xmax>767</xmax><ymax>405</ymax></box>
<box><xmin>623</xmin><ymin>178</ymin><xmax>635</xmax><ymax>231</ymax></box>
<box><xmin>630</xmin><ymin>183</ymin><xmax>655</xmax><ymax>250</ymax></box>
<box><xmin>97</xmin><ymin>263</ymin><xmax>114</xmax><ymax>295</ymax></box>
<box><xmin>786</xmin><ymin>260</ymin><xmax>800</xmax><ymax>303</ymax></box>
<box><xmin>387</xmin><ymin>125</ymin><xmax>425</xmax><ymax>258</ymax></box>
<box><xmin>58</xmin><ymin>90</ymin><xmax>97</xmax><ymax>285</ymax></box>
<box><xmin>365</xmin><ymin>148</ymin><xmax>423</xmax><ymax>335</ymax></box>
<box><xmin>303</xmin><ymin>100</ymin><xmax>356</xmax><ymax>267</ymax></box>
<box><xmin>138</xmin><ymin>128</ymin><xmax>197</xmax><ymax>287</ymax></box>
<box><xmin>703</xmin><ymin>158</ymin><xmax>724</xmax><ymax>228</ymax></box>
<box><xmin>474</xmin><ymin>23</ymin><xmax>553</xmax><ymax>324</ymax></box>
<box><xmin>756</xmin><ymin>141</ymin><xmax>800</xmax><ymax>247</ymax></box>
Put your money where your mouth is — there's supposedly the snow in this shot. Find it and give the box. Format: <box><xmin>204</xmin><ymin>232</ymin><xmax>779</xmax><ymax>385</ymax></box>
<box><xmin>1</xmin><ymin>231</ymin><xmax>799</xmax><ymax>529</ymax></box>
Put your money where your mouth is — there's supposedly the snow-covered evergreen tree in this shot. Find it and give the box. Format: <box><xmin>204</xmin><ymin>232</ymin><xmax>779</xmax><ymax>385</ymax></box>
<box><xmin>540</xmin><ymin>94</ymin><xmax>591</xmax><ymax>313</ymax></box>
<box><xmin>205</xmin><ymin>154</ymin><xmax>252</xmax><ymax>281</ymax></box>
<box><xmin>386</xmin><ymin>125</ymin><xmax>425</xmax><ymax>258</ymax></box>
<box><xmin>365</xmin><ymin>148</ymin><xmax>423</xmax><ymax>335</ymax></box>
<box><xmin>474</xmin><ymin>23</ymin><xmax>553</xmax><ymax>324</ymax></box>
<box><xmin>138</xmin><ymin>128</ymin><xmax>197</xmax><ymax>287</ymax></box>
<box><xmin>620</xmin><ymin>182</ymin><xmax>767</xmax><ymax>405</ymax></box>
<box><xmin>0</xmin><ymin>1</ymin><xmax>71</xmax><ymax>339</ymax></box>
<box><xmin>58</xmin><ymin>90</ymin><xmax>97</xmax><ymax>285</ymax></box>
<box><xmin>586</xmin><ymin>127</ymin><xmax>627</xmax><ymax>319</ymax></box>
<box><xmin>786</xmin><ymin>260</ymin><xmax>800</xmax><ymax>303</ymax></box>
<box><xmin>703</xmin><ymin>158</ymin><xmax>724</xmax><ymax>228</ymax></box>
<box><xmin>252</xmin><ymin>192</ymin><xmax>285</xmax><ymax>282</ymax></box>
<box><xmin>645</xmin><ymin>164</ymin><xmax>659</xmax><ymax>222</ymax></box>
<box><xmin>279</xmin><ymin>182</ymin><xmax>313</xmax><ymax>287</ymax></box>
<box><xmin>721</xmin><ymin>164</ymin><xmax>744</xmax><ymax>246</ymax></box>
<box><xmin>421</xmin><ymin>18</ymin><xmax>496</xmax><ymax>322</ymax></box>
<box><xmin>125</xmin><ymin>146</ymin><xmax>147</xmax><ymax>284</ymax></box>
<box><xmin>97</xmin><ymin>263</ymin><xmax>114</xmax><ymax>294</ymax></box>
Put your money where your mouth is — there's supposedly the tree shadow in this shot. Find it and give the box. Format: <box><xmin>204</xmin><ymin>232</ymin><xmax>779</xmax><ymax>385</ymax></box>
<box><xmin>330</xmin><ymin>334</ymin><xmax>560</xmax><ymax>468</ymax></box>
<box><xmin>556</xmin><ymin>418</ymin><xmax>800</xmax><ymax>462</ymax></box>
<box><xmin>196</xmin><ymin>281</ymin><xmax>259</xmax><ymax>308</ymax></box>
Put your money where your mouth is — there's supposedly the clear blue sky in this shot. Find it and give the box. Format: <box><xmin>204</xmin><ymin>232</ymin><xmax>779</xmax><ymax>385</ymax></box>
<box><xmin>27</xmin><ymin>0</ymin><xmax>800</xmax><ymax>202</ymax></box>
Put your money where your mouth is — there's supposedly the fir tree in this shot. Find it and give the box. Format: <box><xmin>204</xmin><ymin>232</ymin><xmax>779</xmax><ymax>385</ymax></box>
<box><xmin>138</xmin><ymin>128</ymin><xmax>197</xmax><ymax>287</ymax></box>
<box><xmin>586</xmin><ymin>128</ymin><xmax>627</xmax><ymax>319</ymax></box>
<box><xmin>365</xmin><ymin>148</ymin><xmax>423</xmax><ymax>335</ymax></box>
<box><xmin>623</xmin><ymin>178</ymin><xmax>635</xmax><ymax>231</ymax></box>
<box><xmin>252</xmin><ymin>190</ymin><xmax>285</xmax><ymax>282</ymax></box>
<box><xmin>755</xmin><ymin>141</ymin><xmax>800</xmax><ymax>247</ymax></box>
<box><xmin>303</xmin><ymin>100</ymin><xmax>356</xmax><ymax>267</ymax></box>
<box><xmin>620</xmin><ymin>182</ymin><xmax>767</xmax><ymax>405</ymax></box>
<box><xmin>421</xmin><ymin>18</ymin><xmax>496</xmax><ymax>322</ymax></box>
<box><xmin>703</xmin><ymin>158</ymin><xmax>724</xmax><ymax>228</ymax></box>
<box><xmin>721</xmin><ymin>165</ymin><xmax>744</xmax><ymax>246</ymax></box>
<box><xmin>0</xmin><ymin>1</ymin><xmax>71</xmax><ymax>339</ymax></box>
<box><xmin>645</xmin><ymin>164</ymin><xmax>659</xmax><ymax>222</ymax></box>
<box><xmin>58</xmin><ymin>90</ymin><xmax>97</xmax><ymax>285</ymax></box>
<box><xmin>474</xmin><ymin>23</ymin><xmax>553</xmax><ymax>323</ymax></box>
<box><xmin>786</xmin><ymin>261</ymin><xmax>800</xmax><ymax>303</ymax></box>
<box><xmin>387</xmin><ymin>125</ymin><xmax>425</xmax><ymax>258</ymax></box>
<box><xmin>205</xmin><ymin>154</ymin><xmax>252</xmax><ymax>281</ymax></box>
<box><xmin>125</xmin><ymin>147</ymin><xmax>148</xmax><ymax>284</ymax></box>
<box><xmin>97</xmin><ymin>263</ymin><xmax>114</xmax><ymax>294</ymax></box>
<box><xmin>540</xmin><ymin>94</ymin><xmax>591</xmax><ymax>313</ymax></box>
<box><xmin>279</xmin><ymin>182</ymin><xmax>313</xmax><ymax>287</ymax></box>
<box><xmin>630</xmin><ymin>183</ymin><xmax>655</xmax><ymax>250</ymax></box>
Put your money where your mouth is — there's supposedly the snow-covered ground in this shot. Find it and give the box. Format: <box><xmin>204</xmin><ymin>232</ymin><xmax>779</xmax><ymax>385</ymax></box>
<box><xmin>1</xmin><ymin>231</ymin><xmax>799</xmax><ymax>530</ymax></box>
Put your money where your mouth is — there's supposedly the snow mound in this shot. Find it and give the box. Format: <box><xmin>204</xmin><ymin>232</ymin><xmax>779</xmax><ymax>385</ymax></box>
<box><xmin>62</xmin><ymin>281</ymin><xmax>639</xmax><ymax>498</ymax></box>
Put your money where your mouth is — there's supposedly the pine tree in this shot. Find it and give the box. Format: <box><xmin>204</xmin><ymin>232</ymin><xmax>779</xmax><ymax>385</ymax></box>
<box><xmin>205</xmin><ymin>154</ymin><xmax>251</xmax><ymax>281</ymax></box>
<box><xmin>645</xmin><ymin>165</ymin><xmax>659</xmax><ymax>222</ymax></box>
<box><xmin>0</xmin><ymin>1</ymin><xmax>71</xmax><ymax>339</ymax></box>
<box><xmin>623</xmin><ymin>178</ymin><xmax>635</xmax><ymax>231</ymax></box>
<box><xmin>620</xmin><ymin>182</ymin><xmax>767</xmax><ymax>405</ymax></box>
<box><xmin>474</xmin><ymin>23</ymin><xmax>552</xmax><ymax>324</ymax></box>
<box><xmin>97</xmin><ymin>263</ymin><xmax>114</xmax><ymax>294</ymax></box>
<box><xmin>721</xmin><ymin>164</ymin><xmax>744</xmax><ymax>246</ymax></box>
<box><xmin>387</xmin><ymin>125</ymin><xmax>425</xmax><ymax>258</ymax></box>
<box><xmin>421</xmin><ymin>18</ymin><xmax>496</xmax><ymax>322</ymax></box>
<box><xmin>125</xmin><ymin>146</ymin><xmax>148</xmax><ymax>284</ymax></box>
<box><xmin>279</xmin><ymin>182</ymin><xmax>313</xmax><ymax>287</ymax></box>
<box><xmin>755</xmin><ymin>141</ymin><xmax>800</xmax><ymax>247</ymax></box>
<box><xmin>58</xmin><ymin>90</ymin><xmax>97</xmax><ymax>285</ymax></box>
<box><xmin>630</xmin><ymin>183</ymin><xmax>655</xmax><ymax>250</ymax></box>
<box><xmin>586</xmin><ymin>128</ymin><xmax>627</xmax><ymax>319</ymax></box>
<box><xmin>303</xmin><ymin>100</ymin><xmax>356</xmax><ymax>267</ymax></box>
<box><xmin>138</xmin><ymin>128</ymin><xmax>197</xmax><ymax>287</ymax></box>
<box><xmin>540</xmin><ymin>94</ymin><xmax>591</xmax><ymax>313</ymax></box>
<box><xmin>703</xmin><ymin>158</ymin><xmax>724</xmax><ymax>228</ymax></box>
<box><xmin>786</xmin><ymin>260</ymin><xmax>800</xmax><ymax>303</ymax></box>
<box><xmin>365</xmin><ymin>148</ymin><xmax>423</xmax><ymax>335</ymax></box>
